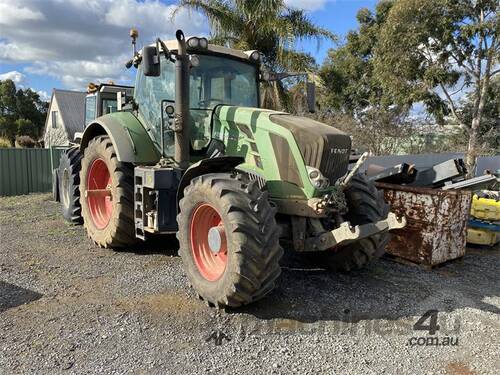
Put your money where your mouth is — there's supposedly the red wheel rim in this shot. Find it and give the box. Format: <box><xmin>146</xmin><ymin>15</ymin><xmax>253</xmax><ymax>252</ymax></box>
<box><xmin>190</xmin><ymin>203</ymin><xmax>228</xmax><ymax>281</ymax></box>
<box><xmin>86</xmin><ymin>158</ymin><xmax>113</xmax><ymax>229</ymax></box>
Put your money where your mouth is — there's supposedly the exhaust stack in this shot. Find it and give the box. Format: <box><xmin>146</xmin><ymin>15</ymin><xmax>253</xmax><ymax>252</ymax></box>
<box><xmin>174</xmin><ymin>30</ymin><xmax>190</xmax><ymax>170</ymax></box>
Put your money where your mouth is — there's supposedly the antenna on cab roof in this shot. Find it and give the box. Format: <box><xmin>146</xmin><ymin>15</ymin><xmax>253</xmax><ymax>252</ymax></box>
<box><xmin>125</xmin><ymin>28</ymin><xmax>140</xmax><ymax>69</ymax></box>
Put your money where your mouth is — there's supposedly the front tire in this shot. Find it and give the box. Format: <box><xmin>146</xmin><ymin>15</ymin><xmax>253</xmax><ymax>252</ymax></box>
<box><xmin>80</xmin><ymin>136</ymin><xmax>136</xmax><ymax>248</ymax></box>
<box><xmin>177</xmin><ymin>172</ymin><xmax>283</xmax><ymax>307</ymax></box>
<box><xmin>319</xmin><ymin>174</ymin><xmax>390</xmax><ymax>271</ymax></box>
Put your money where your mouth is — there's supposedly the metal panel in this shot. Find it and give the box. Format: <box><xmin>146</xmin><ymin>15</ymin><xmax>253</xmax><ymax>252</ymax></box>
<box><xmin>28</xmin><ymin>149</ymin><xmax>42</xmax><ymax>192</ymax></box>
<box><xmin>0</xmin><ymin>148</ymin><xmax>67</xmax><ymax>196</ymax></box>
<box><xmin>409</xmin><ymin>159</ymin><xmax>467</xmax><ymax>187</ymax></box>
<box><xmin>368</xmin><ymin>163</ymin><xmax>417</xmax><ymax>184</ymax></box>
<box><xmin>442</xmin><ymin>174</ymin><xmax>498</xmax><ymax>190</ymax></box>
<box><xmin>1</xmin><ymin>149</ymin><xmax>29</xmax><ymax>196</ymax></box>
<box><xmin>376</xmin><ymin>182</ymin><xmax>472</xmax><ymax>267</ymax></box>
<box><xmin>363</xmin><ymin>154</ymin><xmax>499</xmax><ymax>177</ymax></box>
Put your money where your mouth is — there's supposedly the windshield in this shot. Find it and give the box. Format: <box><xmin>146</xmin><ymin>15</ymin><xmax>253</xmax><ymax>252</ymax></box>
<box><xmin>187</xmin><ymin>55</ymin><xmax>258</xmax><ymax>150</ymax></box>
<box><xmin>134</xmin><ymin>53</ymin><xmax>259</xmax><ymax>155</ymax></box>
<box><xmin>190</xmin><ymin>55</ymin><xmax>259</xmax><ymax>109</ymax></box>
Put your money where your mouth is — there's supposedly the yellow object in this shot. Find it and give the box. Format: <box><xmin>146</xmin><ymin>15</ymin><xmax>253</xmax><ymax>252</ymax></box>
<box><xmin>470</xmin><ymin>194</ymin><xmax>500</xmax><ymax>221</ymax></box>
<box><xmin>467</xmin><ymin>227</ymin><xmax>500</xmax><ymax>246</ymax></box>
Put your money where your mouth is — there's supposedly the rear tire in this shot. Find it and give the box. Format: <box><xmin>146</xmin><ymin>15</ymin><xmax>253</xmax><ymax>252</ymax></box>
<box><xmin>80</xmin><ymin>136</ymin><xmax>136</xmax><ymax>248</ymax></box>
<box><xmin>319</xmin><ymin>174</ymin><xmax>390</xmax><ymax>271</ymax></box>
<box><xmin>52</xmin><ymin>168</ymin><xmax>59</xmax><ymax>202</ymax></box>
<box><xmin>177</xmin><ymin>171</ymin><xmax>283</xmax><ymax>307</ymax></box>
<box><xmin>58</xmin><ymin>147</ymin><xmax>83</xmax><ymax>223</ymax></box>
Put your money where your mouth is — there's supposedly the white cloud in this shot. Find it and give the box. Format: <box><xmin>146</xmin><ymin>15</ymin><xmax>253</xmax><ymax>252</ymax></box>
<box><xmin>105</xmin><ymin>0</ymin><xmax>204</xmax><ymax>38</ymax></box>
<box><xmin>0</xmin><ymin>0</ymin><xmax>207</xmax><ymax>89</ymax></box>
<box><xmin>0</xmin><ymin>2</ymin><xmax>44</xmax><ymax>25</ymax></box>
<box><xmin>1</xmin><ymin>0</ymin><xmax>329</xmax><ymax>91</ymax></box>
<box><xmin>0</xmin><ymin>41</ymin><xmax>55</xmax><ymax>61</ymax></box>
<box><xmin>0</xmin><ymin>70</ymin><xmax>26</xmax><ymax>85</ymax></box>
<box><xmin>25</xmin><ymin>56</ymin><xmax>132</xmax><ymax>89</ymax></box>
<box><xmin>285</xmin><ymin>0</ymin><xmax>329</xmax><ymax>11</ymax></box>
<box><xmin>36</xmin><ymin>90</ymin><xmax>50</xmax><ymax>101</ymax></box>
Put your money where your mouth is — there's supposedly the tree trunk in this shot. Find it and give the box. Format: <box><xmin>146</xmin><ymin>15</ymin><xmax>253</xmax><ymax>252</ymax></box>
<box><xmin>465</xmin><ymin>76</ymin><xmax>490</xmax><ymax>178</ymax></box>
<box><xmin>9</xmin><ymin>137</ymin><xmax>15</xmax><ymax>148</ymax></box>
<box><xmin>465</xmin><ymin>118</ymin><xmax>479</xmax><ymax>177</ymax></box>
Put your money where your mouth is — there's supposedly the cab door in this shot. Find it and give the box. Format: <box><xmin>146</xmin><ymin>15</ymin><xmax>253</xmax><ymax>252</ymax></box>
<box><xmin>134</xmin><ymin>61</ymin><xmax>176</xmax><ymax>156</ymax></box>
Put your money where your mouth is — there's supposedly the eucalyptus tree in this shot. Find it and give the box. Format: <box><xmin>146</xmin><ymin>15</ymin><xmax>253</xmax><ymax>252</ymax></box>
<box><xmin>374</xmin><ymin>0</ymin><xmax>499</xmax><ymax>174</ymax></box>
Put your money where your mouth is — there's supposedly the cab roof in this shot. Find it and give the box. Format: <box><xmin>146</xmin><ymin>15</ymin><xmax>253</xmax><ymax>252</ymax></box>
<box><xmin>151</xmin><ymin>39</ymin><xmax>253</xmax><ymax>62</ymax></box>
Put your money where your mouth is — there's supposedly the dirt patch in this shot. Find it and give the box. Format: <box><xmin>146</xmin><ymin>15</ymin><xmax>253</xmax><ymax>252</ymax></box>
<box><xmin>446</xmin><ymin>362</ymin><xmax>477</xmax><ymax>375</ymax></box>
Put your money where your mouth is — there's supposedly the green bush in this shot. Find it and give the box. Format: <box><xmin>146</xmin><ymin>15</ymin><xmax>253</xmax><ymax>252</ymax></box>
<box><xmin>15</xmin><ymin>118</ymin><xmax>37</xmax><ymax>138</ymax></box>
<box><xmin>0</xmin><ymin>137</ymin><xmax>10</xmax><ymax>148</ymax></box>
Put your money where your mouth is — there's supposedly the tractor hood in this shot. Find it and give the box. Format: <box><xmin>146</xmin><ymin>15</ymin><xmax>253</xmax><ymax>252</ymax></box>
<box><xmin>212</xmin><ymin>106</ymin><xmax>353</xmax><ymax>196</ymax></box>
<box><xmin>269</xmin><ymin>114</ymin><xmax>352</xmax><ymax>183</ymax></box>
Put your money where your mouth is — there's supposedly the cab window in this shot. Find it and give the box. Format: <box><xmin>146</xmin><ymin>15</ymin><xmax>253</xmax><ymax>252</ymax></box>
<box><xmin>102</xmin><ymin>99</ymin><xmax>117</xmax><ymax>115</ymax></box>
<box><xmin>85</xmin><ymin>95</ymin><xmax>96</xmax><ymax>126</ymax></box>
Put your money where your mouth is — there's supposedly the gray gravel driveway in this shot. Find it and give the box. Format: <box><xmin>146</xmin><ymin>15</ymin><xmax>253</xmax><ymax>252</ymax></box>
<box><xmin>0</xmin><ymin>194</ymin><xmax>498</xmax><ymax>374</ymax></box>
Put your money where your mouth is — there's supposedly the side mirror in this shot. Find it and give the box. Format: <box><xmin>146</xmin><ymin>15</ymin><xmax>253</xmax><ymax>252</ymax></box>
<box><xmin>142</xmin><ymin>46</ymin><xmax>160</xmax><ymax>77</ymax></box>
<box><xmin>306</xmin><ymin>81</ymin><xmax>316</xmax><ymax>113</ymax></box>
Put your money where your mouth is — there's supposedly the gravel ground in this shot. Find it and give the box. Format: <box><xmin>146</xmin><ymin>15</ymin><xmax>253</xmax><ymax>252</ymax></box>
<box><xmin>0</xmin><ymin>193</ymin><xmax>499</xmax><ymax>374</ymax></box>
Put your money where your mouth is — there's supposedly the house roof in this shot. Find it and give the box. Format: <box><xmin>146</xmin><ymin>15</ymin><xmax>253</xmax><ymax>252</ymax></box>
<box><xmin>52</xmin><ymin>89</ymin><xmax>87</xmax><ymax>140</ymax></box>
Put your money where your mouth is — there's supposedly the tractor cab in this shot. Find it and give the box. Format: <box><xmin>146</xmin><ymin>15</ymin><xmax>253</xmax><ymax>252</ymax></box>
<box><xmin>73</xmin><ymin>83</ymin><xmax>134</xmax><ymax>144</ymax></box>
<box><xmin>84</xmin><ymin>83</ymin><xmax>134</xmax><ymax>126</ymax></box>
<box><xmin>133</xmin><ymin>37</ymin><xmax>262</xmax><ymax>159</ymax></box>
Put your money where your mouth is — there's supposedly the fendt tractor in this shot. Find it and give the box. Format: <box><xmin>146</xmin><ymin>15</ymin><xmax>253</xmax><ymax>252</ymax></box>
<box><xmin>55</xmin><ymin>29</ymin><xmax>405</xmax><ymax>307</ymax></box>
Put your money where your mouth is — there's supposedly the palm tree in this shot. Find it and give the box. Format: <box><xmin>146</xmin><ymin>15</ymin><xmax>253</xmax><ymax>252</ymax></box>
<box><xmin>175</xmin><ymin>0</ymin><xmax>335</xmax><ymax>110</ymax></box>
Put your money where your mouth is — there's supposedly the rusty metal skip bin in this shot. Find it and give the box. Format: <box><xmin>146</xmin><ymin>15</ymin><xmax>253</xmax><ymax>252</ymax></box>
<box><xmin>375</xmin><ymin>182</ymin><xmax>472</xmax><ymax>267</ymax></box>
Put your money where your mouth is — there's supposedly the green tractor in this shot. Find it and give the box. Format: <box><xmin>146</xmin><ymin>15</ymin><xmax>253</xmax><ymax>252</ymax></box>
<box><xmin>57</xmin><ymin>29</ymin><xmax>405</xmax><ymax>307</ymax></box>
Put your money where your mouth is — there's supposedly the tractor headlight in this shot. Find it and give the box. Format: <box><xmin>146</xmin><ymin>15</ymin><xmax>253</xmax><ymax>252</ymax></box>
<box><xmin>187</xmin><ymin>37</ymin><xmax>199</xmax><ymax>48</ymax></box>
<box><xmin>187</xmin><ymin>37</ymin><xmax>208</xmax><ymax>49</ymax></box>
<box><xmin>250</xmin><ymin>51</ymin><xmax>260</xmax><ymax>61</ymax></box>
<box><xmin>245</xmin><ymin>50</ymin><xmax>261</xmax><ymax>62</ymax></box>
<box><xmin>199</xmin><ymin>37</ymin><xmax>208</xmax><ymax>49</ymax></box>
<box><xmin>306</xmin><ymin>166</ymin><xmax>329</xmax><ymax>189</ymax></box>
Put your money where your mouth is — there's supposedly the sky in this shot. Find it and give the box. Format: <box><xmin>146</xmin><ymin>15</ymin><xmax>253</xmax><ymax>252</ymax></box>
<box><xmin>0</xmin><ymin>0</ymin><xmax>377</xmax><ymax>101</ymax></box>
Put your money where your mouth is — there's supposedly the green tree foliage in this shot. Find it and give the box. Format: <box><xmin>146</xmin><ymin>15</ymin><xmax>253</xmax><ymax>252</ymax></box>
<box><xmin>16</xmin><ymin>89</ymin><xmax>48</xmax><ymax>132</ymax></box>
<box><xmin>319</xmin><ymin>1</ymin><xmax>394</xmax><ymax>114</ymax></box>
<box><xmin>0</xmin><ymin>79</ymin><xmax>48</xmax><ymax>147</ymax></box>
<box><xmin>374</xmin><ymin>0</ymin><xmax>499</xmax><ymax>174</ymax></box>
<box><xmin>317</xmin><ymin>1</ymin><xmax>419</xmax><ymax>155</ymax></box>
<box><xmin>0</xmin><ymin>79</ymin><xmax>17</xmax><ymax>116</ymax></box>
<box><xmin>0</xmin><ymin>117</ymin><xmax>17</xmax><ymax>147</ymax></box>
<box><xmin>178</xmin><ymin>0</ymin><xmax>334</xmax><ymax>71</ymax></box>
<box><xmin>459</xmin><ymin>75</ymin><xmax>499</xmax><ymax>154</ymax></box>
<box><xmin>176</xmin><ymin>0</ymin><xmax>335</xmax><ymax>110</ymax></box>
<box><xmin>15</xmin><ymin>119</ymin><xmax>37</xmax><ymax>139</ymax></box>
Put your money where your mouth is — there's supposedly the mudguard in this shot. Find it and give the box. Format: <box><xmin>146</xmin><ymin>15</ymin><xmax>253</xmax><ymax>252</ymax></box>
<box><xmin>177</xmin><ymin>156</ymin><xmax>244</xmax><ymax>203</ymax></box>
<box><xmin>80</xmin><ymin>112</ymin><xmax>160</xmax><ymax>164</ymax></box>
